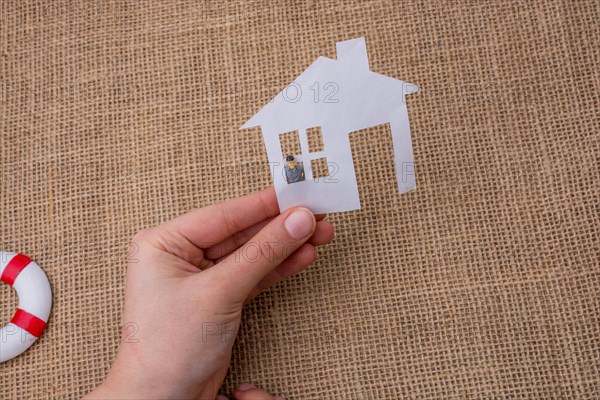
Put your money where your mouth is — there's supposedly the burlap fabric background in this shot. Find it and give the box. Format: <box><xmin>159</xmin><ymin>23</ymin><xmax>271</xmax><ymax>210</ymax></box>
<box><xmin>1</xmin><ymin>1</ymin><xmax>598</xmax><ymax>398</ymax></box>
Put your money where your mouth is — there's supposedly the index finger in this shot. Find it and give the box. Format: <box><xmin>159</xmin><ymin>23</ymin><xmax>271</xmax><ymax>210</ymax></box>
<box><xmin>164</xmin><ymin>187</ymin><xmax>280</xmax><ymax>248</ymax></box>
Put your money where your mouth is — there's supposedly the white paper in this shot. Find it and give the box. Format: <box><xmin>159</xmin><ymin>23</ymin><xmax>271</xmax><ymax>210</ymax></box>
<box><xmin>241</xmin><ymin>37</ymin><xmax>418</xmax><ymax>214</ymax></box>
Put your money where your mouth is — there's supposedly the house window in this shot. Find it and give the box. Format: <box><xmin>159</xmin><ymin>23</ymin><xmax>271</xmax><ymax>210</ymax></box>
<box><xmin>311</xmin><ymin>157</ymin><xmax>329</xmax><ymax>180</ymax></box>
<box><xmin>279</xmin><ymin>130</ymin><xmax>301</xmax><ymax>157</ymax></box>
<box><xmin>279</xmin><ymin>127</ymin><xmax>326</xmax><ymax>184</ymax></box>
<box><xmin>307</xmin><ymin>126</ymin><xmax>324</xmax><ymax>152</ymax></box>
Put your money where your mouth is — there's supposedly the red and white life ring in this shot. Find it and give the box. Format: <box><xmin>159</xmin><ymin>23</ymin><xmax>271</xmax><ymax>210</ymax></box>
<box><xmin>0</xmin><ymin>252</ymin><xmax>52</xmax><ymax>362</ymax></box>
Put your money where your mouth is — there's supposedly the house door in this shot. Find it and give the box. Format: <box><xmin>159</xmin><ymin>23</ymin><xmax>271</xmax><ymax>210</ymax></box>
<box><xmin>348</xmin><ymin>123</ymin><xmax>398</xmax><ymax>210</ymax></box>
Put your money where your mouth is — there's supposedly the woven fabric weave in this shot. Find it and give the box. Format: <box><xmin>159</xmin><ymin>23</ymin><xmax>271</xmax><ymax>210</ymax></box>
<box><xmin>1</xmin><ymin>1</ymin><xmax>598</xmax><ymax>398</ymax></box>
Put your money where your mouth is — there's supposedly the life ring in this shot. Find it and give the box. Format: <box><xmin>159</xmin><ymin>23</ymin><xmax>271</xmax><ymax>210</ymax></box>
<box><xmin>0</xmin><ymin>252</ymin><xmax>52</xmax><ymax>362</ymax></box>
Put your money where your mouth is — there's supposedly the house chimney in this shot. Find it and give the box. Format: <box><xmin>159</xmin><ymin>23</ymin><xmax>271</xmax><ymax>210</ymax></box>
<box><xmin>336</xmin><ymin>37</ymin><xmax>369</xmax><ymax>70</ymax></box>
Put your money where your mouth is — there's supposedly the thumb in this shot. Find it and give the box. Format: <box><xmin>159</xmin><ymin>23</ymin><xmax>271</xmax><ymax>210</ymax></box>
<box><xmin>233</xmin><ymin>383</ymin><xmax>285</xmax><ymax>400</ymax></box>
<box><xmin>208</xmin><ymin>207</ymin><xmax>315</xmax><ymax>298</ymax></box>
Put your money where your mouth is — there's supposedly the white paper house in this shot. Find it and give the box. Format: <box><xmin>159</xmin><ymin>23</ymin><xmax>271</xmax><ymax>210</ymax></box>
<box><xmin>241</xmin><ymin>37</ymin><xmax>418</xmax><ymax>214</ymax></box>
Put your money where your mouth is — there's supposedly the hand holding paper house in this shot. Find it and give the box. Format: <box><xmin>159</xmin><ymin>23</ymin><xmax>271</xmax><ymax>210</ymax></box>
<box><xmin>241</xmin><ymin>37</ymin><xmax>418</xmax><ymax>214</ymax></box>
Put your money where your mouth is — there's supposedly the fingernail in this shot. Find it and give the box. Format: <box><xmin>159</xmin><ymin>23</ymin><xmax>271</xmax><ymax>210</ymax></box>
<box><xmin>284</xmin><ymin>208</ymin><xmax>314</xmax><ymax>239</ymax></box>
<box><xmin>216</xmin><ymin>395</ymin><xmax>229</xmax><ymax>400</ymax></box>
<box><xmin>237</xmin><ymin>383</ymin><xmax>255</xmax><ymax>392</ymax></box>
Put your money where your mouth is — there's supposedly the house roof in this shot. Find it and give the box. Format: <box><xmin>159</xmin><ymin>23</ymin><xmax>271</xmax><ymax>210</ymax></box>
<box><xmin>241</xmin><ymin>37</ymin><xmax>418</xmax><ymax>134</ymax></box>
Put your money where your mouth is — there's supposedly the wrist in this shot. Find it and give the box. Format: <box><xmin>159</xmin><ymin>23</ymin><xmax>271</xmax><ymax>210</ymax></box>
<box><xmin>85</xmin><ymin>354</ymin><xmax>194</xmax><ymax>399</ymax></box>
<box><xmin>86</xmin><ymin>360</ymin><xmax>213</xmax><ymax>399</ymax></box>
<box><xmin>86</xmin><ymin>372</ymin><xmax>189</xmax><ymax>400</ymax></box>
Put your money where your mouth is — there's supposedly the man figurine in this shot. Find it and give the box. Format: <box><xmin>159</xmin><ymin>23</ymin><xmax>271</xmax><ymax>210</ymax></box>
<box><xmin>284</xmin><ymin>155</ymin><xmax>305</xmax><ymax>184</ymax></box>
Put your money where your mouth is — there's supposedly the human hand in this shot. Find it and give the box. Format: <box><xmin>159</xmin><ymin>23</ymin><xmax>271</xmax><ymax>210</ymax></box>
<box><xmin>222</xmin><ymin>383</ymin><xmax>287</xmax><ymax>400</ymax></box>
<box><xmin>86</xmin><ymin>188</ymin><xmax>334</xmax><ymax>399</ymax></box>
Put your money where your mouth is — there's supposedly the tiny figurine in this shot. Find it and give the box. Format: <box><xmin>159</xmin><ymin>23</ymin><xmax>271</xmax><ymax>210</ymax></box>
<box><xmin>284</xmin><ymin>155</ymin><xmax>305</xmax><ymax>184</ymax></box>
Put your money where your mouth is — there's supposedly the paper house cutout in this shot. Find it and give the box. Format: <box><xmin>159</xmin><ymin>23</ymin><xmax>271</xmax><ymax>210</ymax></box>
<box><xmin>241</xmin><ymin>37</ymin><xmax>418</xmax><ymax>214</ymax></box>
